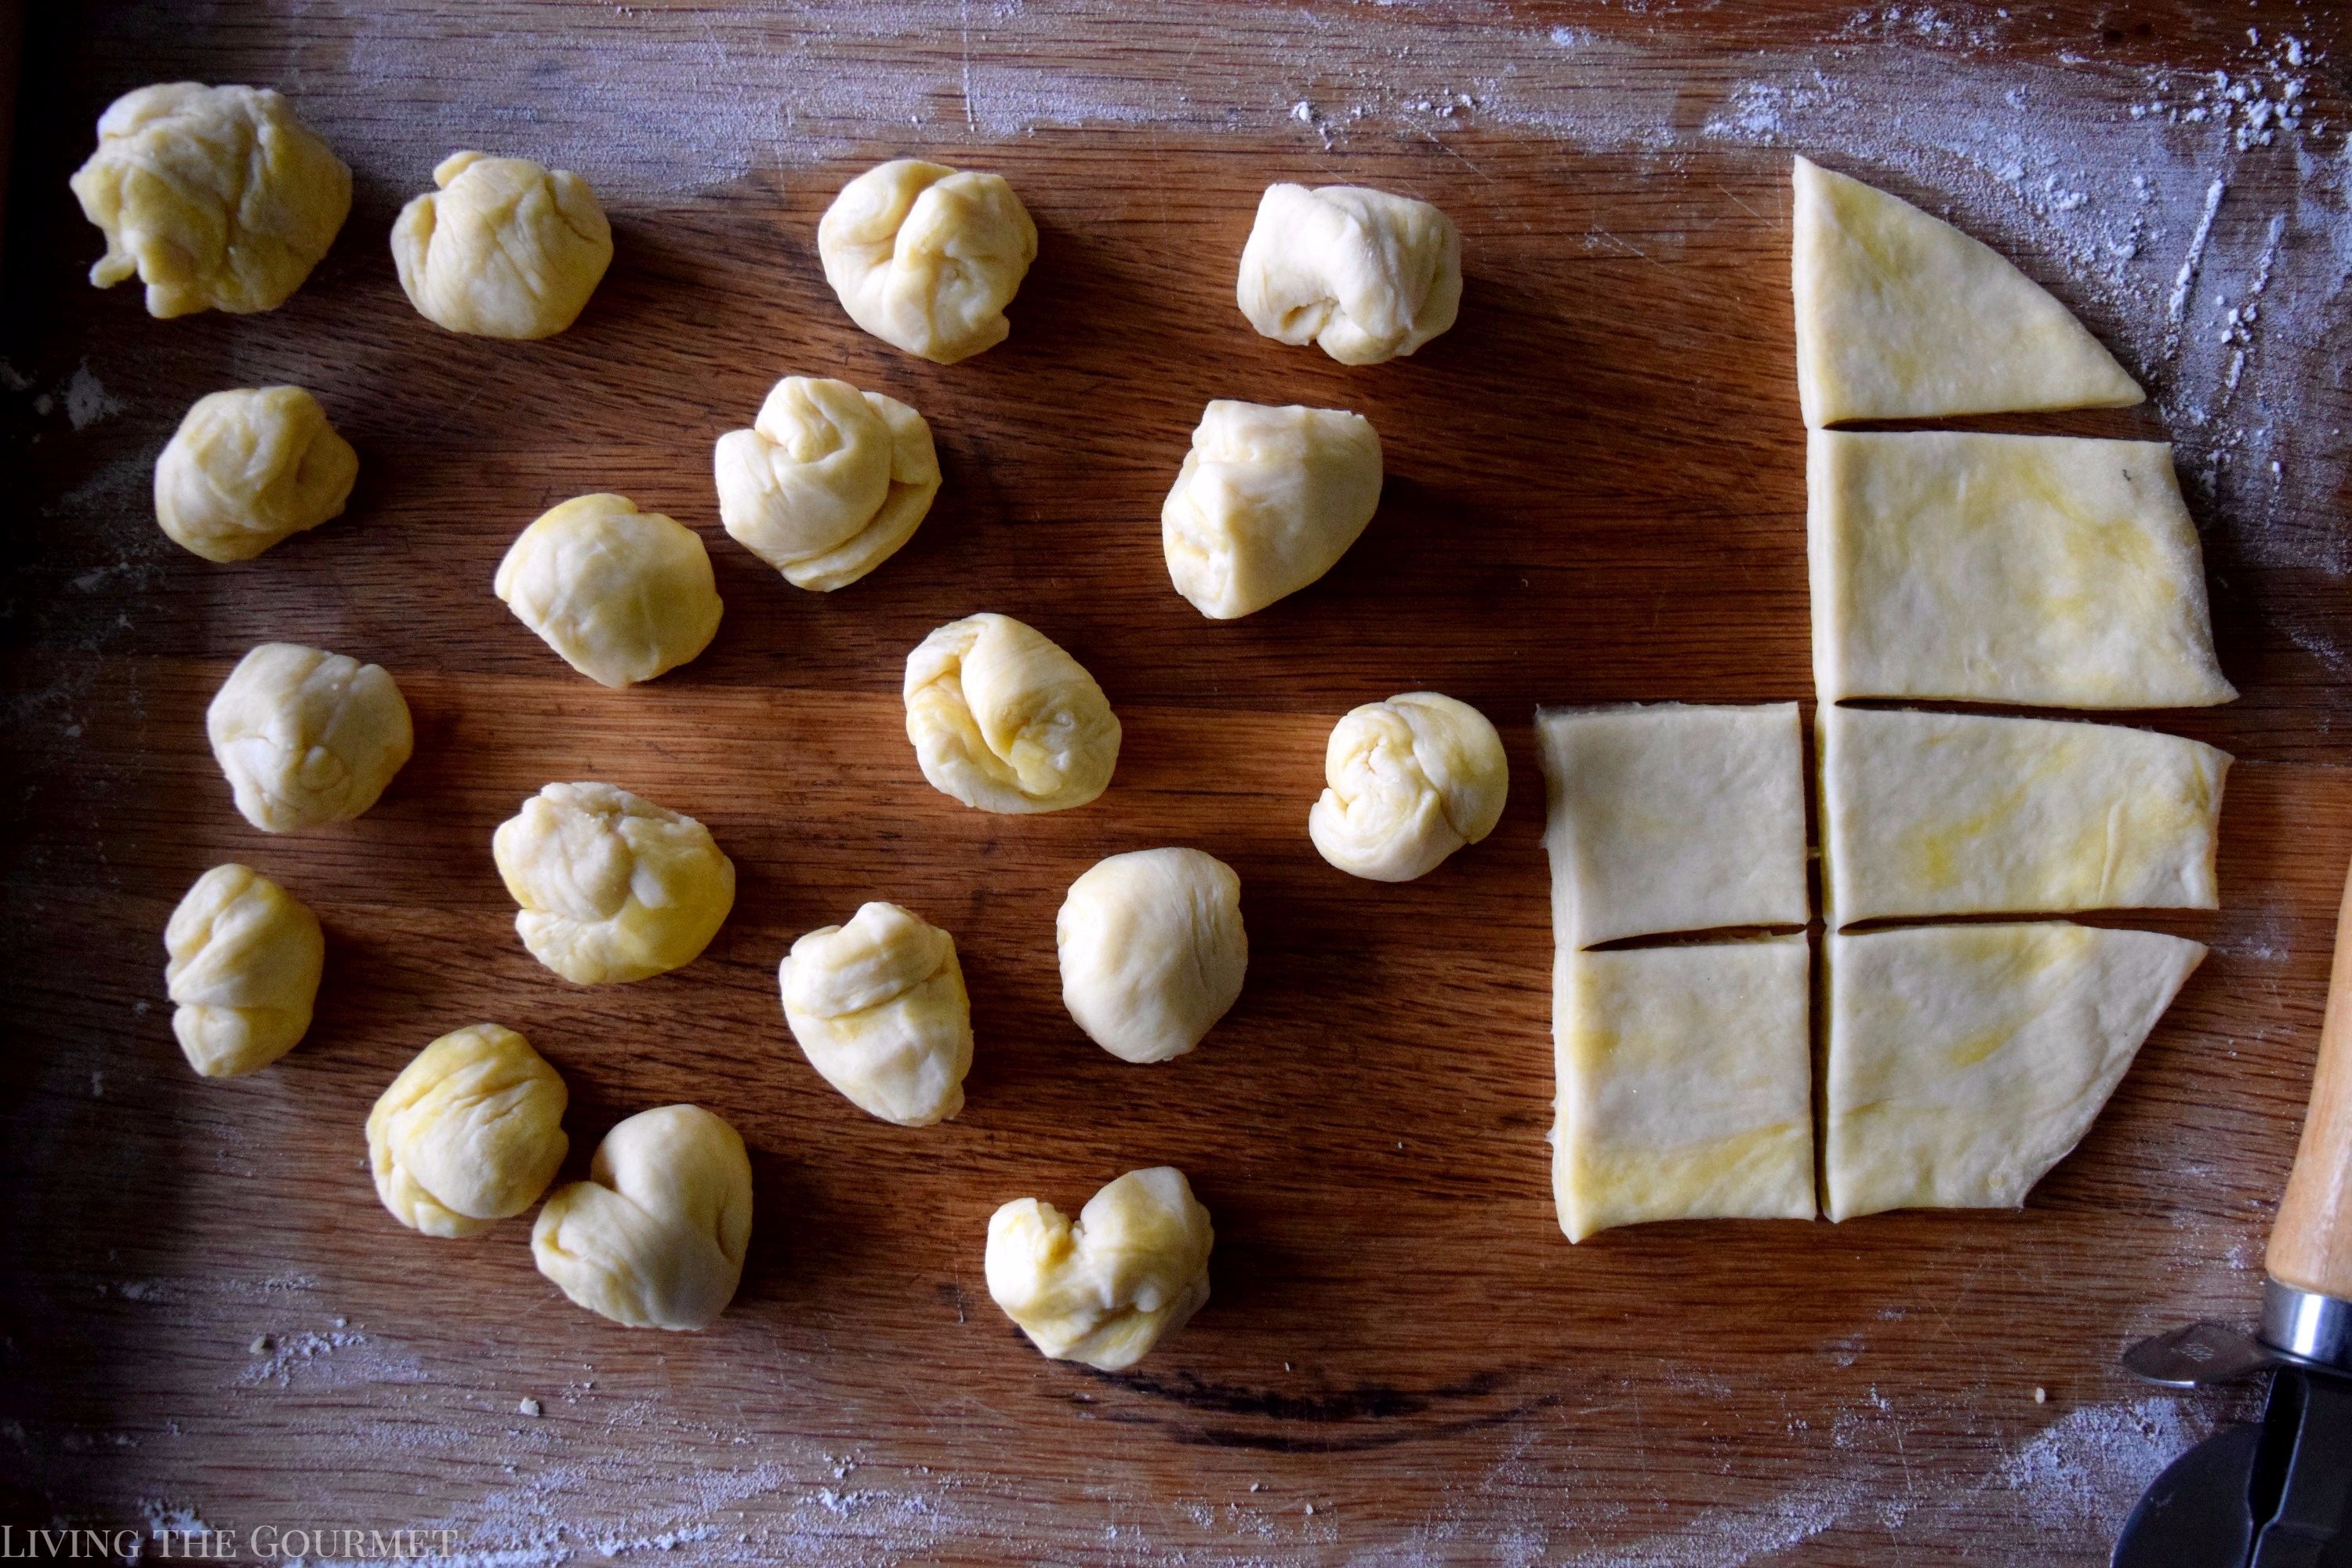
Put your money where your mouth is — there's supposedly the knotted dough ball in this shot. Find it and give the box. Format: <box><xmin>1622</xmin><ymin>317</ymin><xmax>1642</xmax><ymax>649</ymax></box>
<box><xmin>163</xmin><ymin>863</ymin><xmax>324</xmax><ymax>1078</ymax></box>
<box><xmin>366</xmin><ymin>1024</ymin><xmax>568</xmax><ymax>1239</ymax></box>
<box><xmin>1057</xmin><ymin>848</ymin><xmax>1247</xmax><ymax>1065</ymax></box>
<box><xmin>818</xmin><ymin>159</ymin><xmax>1037</xmax><ymax>364</ymax></box>
<box><xmin>533</xmin><ymin>1105</ymin><xmax>753</xmax><ymax>1331</ymax></box>
<box><xmin>1236</xmin><ymin>183</ymin><xmax>1461</xmax><ymax>365</ymax></box>
<box><xmin>154</xmin><ymin>386</ymin><xmax>358</xmax><ymax>563</ymax></box>
<box><xmin>985</xmin><ymin>1167</ymin><xmax>1213</xmax><ymax>1371</ymax></box>
<box><xmin>207</xmin><ymin>642</ymin><xmax>414</xmax><ymax>833</ymax></box>
<box><xmin>1162</xmin><ymin>400</ymin><xmax>1383</xmax><ymax>620</ymax></box>
<box><xmin>391</xmin><ymin>151</ymin><xmax>613</xmax><ymax>339</ymax></box>
<box><xmin>495</xmin><ymin>493</ymin><xmax>723</xmax><ymax>689</ymax></box>
<box><xmin>713</xmin><ymin>376</ymin><xmax>941</xmax><ymax>591</ymax></box>
<box><xmin>904</xmin><ymin>613</ymin><xmax>1120</xmax><ymax>814</ymax></box>
<box><xmin>780</xmin><ymin>902</ymin><xmax>973</xmax><ymax>1127</ymax></box>
<box><xmin>71</xmin><ymin>82</ymin><xmax>351</xmax><ymax>318</ymax></box>
<box><xmin>1309</xmin><ymin>692</ymin><xmax>1508</xmax><ymax>882</ymax></box>
<box><xmin>492</xmin><ymin>782</ymin><xmax>735</xmax><ymax>985</ymax></box>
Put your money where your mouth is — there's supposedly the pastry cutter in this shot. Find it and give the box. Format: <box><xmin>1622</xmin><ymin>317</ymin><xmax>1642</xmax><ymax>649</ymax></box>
<box><xmin>2113</xmin><ymin>859</ymin><xmax>2352</xmax><ymax>1566</ymax></box>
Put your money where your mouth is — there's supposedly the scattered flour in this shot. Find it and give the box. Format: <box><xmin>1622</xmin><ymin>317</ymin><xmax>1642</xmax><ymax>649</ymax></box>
<box><xmin>61</xmin><ymin>361</ymin><xmax>124</xmax><ymax>430</ymax></box>
<box><xmin>235</xmin><ymin>1330</ymin><xmax>426</xmax><ymax>1390</ymax></box>
<box><xmin>1987</xmin><ymin>1397</ymin><xmax>2212</xmax><ymax>1537</ymax></box>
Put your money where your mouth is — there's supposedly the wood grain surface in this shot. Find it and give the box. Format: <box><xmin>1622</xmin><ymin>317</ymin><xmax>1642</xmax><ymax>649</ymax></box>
<box><xmin>4</xmin><ymin>2</ymin><xmax>2350</xmax><ymax>1563</ymax></box>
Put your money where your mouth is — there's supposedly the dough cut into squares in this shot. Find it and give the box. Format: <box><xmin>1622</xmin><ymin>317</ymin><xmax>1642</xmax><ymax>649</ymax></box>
<box><xmin>1820</xmin><ymin>706</ymin><xmax>2229</xmax><ymax>928</ymax></box>
<box><xmin>1551</xmin><ymin>938</ymin><xmax>1816</xmax><ymax>1243</ymax></box>
<box><xmin>1823</xmin><ymin>922</ymin><xmax>2205</xmax><ymax>1222</ymax></box>
<box><xmin>1809</xmin><ymin>430</ymin><xmax>2236</xmax><ymax>710</ymax></box>
<box><xmin>1791</xmin><ymin>156</ymin><xmax>2143</xmax><ymax>427</ymax></box>
<box><xmin>1537</xmin><ymin>703</ymin><xmax>1809</xmax><ymax>949</ymax></box>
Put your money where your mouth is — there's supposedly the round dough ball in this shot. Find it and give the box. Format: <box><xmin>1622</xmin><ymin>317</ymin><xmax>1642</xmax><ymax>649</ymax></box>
<box><xmin>714</xmin><ymin>376</ymin><xmax>942</xmax><ymax>592</ymax></box>
<box><xmin>1057</xmin><ymin>848</ymin><xmax>1247</xmax><ymax>1064</ymax></box>
<box><xmin>494</xmin><ymin>493</ymin><xmax>723</xmax><ymax>689</ymax></box>
<box><xmin>904</xmin><ymin>613</ymin><xmax>1120</xmax><ymax>814</ymax></box>
<box><xmin>1161</xmin><ymin>400</ymin><xmax>1383</xmax><ymax>620</ymax></box>
<box><xmin>391</xmin><ymin>151</ymin><xmax>613</xmax><ymax>339</ymax></box>
<box><xmin>163</xmin><ymin>862</ymin><xmax>324</xmax><ymax>1078</ymax></box>
<box><xmin>985</xmin><ymin>1167</ymin><xmax>1213</xmax><ymax>1371</ymax></box>
<box><xmin>70</xmin><ymin>82</ymin><xmax>351</xmax><ymax>318</ymax></box>
<box><xmin>207</xmin><ymin>642</ymin><xmax>414</xmax><ymax>833</ymax></box>
<box><xmin>1309</xmin><ymin>692</ymin><xmax>1509</xmax><ymax>882</ymax></box>
<box><xmin>492</xmin><ymin>782</ymin><xmax>735</xmax><ymax>985</ymax></box>
<box><xmin>533</xmin><ymin>1104</ymin><xmax>753</xmax><ymax>1331</ymax></box>
<box><xmin>818</xmin><ymin>158</ymin><xmax>1037</xmax><ymax>365</ymax></box>
<box><xmin>154</xmin><ymin>386</ymin><xmax>358</xmax><ymax>563</ymax></box>
<box><xmin>1236</xmin><ymin>183</ymin><xmax>1461</xmax><ymax>365</ymax></box>
<box><xmin>366</xmin><ymin>1023</ymin><xmax>568</xmax><ymax>1239</ymax></box>
<box><xmin>780</xmin><ymin>902</ymin><xmax>973</xmax><ymax>1127</ymax></box>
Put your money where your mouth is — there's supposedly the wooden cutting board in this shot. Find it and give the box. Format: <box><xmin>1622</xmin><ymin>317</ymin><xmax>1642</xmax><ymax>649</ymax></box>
<box><xmin>5</xmin><ymin>2</ymin><xmax>2349</xmax><ymax>1563</ymax></box>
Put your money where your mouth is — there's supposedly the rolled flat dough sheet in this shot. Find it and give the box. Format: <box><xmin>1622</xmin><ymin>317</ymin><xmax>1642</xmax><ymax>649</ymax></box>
<box><xmin>1809</xmin><ymin>430</ymin><xmax>2236</xmax><ymax>710</ymax></box>
<box><xmin>1820</xmin><ymin>706</ymin><xmax>2230</xmax><ymax>927</ymax></box>
<box><xmin>1552</xmin><ymin>937</ymin><xmax>1815</xmax><ymax>1243</ymax></box>
<box><xmin>1791</xmin><ymin>156</ymin><xmax>2143</xmax><ymax>427</ymax></box>
<box><xmin>1823</xmin><ymin>921</ymin><xmax>2205</xmax><ymax>1222</ymax></box>
<box><xmin>1537</xmin><ymin>703</ymin><xmax>1809</xmax><ymax>948</ymax></box>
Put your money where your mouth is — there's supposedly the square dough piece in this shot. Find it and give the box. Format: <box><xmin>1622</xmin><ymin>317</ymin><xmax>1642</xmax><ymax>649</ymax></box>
<box><xmin>1791</xmin><ymin>156</ymin><xmax>2143</xmax><ymax>428</ymax></box>
<box><xmin>1537</xmin><ymin>703</ymin><xmax>1809</xmax><ymax>949</ymax></box>
<box><xmin>1820</xmin><ymin>706</ymin><xmax>2229</xmax><ymax>928</ymax></box>
<box><xmin>1809</xmin><ymin>430</ymin><xmax>2236</xmax><ymax>710</ymax></box>
<box><xmin>1823</xmin><ymin>922</ymin><xmax>2205</xmax><ymax>1222</ymax></box>
<box><xmin>1552</xmin><ymin>938</ymin><xmax>1816</xmax><ymax>1243</ymax></box>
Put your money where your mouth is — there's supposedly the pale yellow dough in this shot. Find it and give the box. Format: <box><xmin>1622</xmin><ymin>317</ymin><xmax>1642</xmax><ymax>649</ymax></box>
<box><xmin>1820</xmin><ymin>706</ymin><xmax>2230</xmax><ymax>927</ymax></box>
<box><xmin>71</xmin><ymin>82</ymin><xmax>350</xmax><ymax>318</ymax></box>
<box><xmin>1824</xmin><ymin>922</ymin><xmax>2205</xmax><ymax>1221</ymax></box>
<box><xmin>985</xmin><ymin>1167</ymin><xmax>1213</xmax><ymax>1370</ymax></box>
<box><xmin>154</xmin><ymin>387</ymin><xmax>358</xmax><ymax>563</ymax></box>
<box><xmin>1791</xmin><ymin>156</ymin><xmax>2143</xmax><ymax>426</ymax></box>
<box><xmin>1162</xmin><ymin>401</ymin><xmax>1384</xmax><ymax>620</ymax></box>
<box><xmin>780</xmin><ymin>902</ymin><xmax>973</xmax><ymax>1127</ymax></box>
<box><xmin>1536</xmin><ymin>703</ymin><xmax>1808</xmax><ymax>948</ymax></box>
<box><xmin>207</xmin><ymin>642</ymin><xmax>414</xmax><ymax>833</ymax></box>
<box><xmin>493</xmin><ymin>782</ymin><xmax>735</xmax><ymax>985</ymax></box>
<box><xmin>818</xmin><ymin>159</ymin><xmax>1036</xmax><ymax>364</ymax></box>
<box><xmin>163</xmin><ymin>863</ymin><xmax>324</xmax><ymax>1078</ymax></box>
<box><xmin>1809</xmin><ymin>430</ymin><xmax>2234</xmax><ymax>710</ymax></box>
<box><xmin>904</xmin><ymin>612</ymin><xmax>1120</xmax><ymax>813</ymax></box>
<box><xmin>533</xmin><ymin>1105</ymin><xmax>753</xmax><ymax>1331</ymax></box>
<box><xmin>1552</xmin><ymin>938</ymin><xmax>1816</xmax><ymax>1243</ymax></box>
<box><xmin>495</xmin><ymin>493</ymin><xmax>723</xmax><ymax>689</ymax></box>
<box><xmin>713</xmin><ymin>376</ymin><xmax>941</xmax><ymax>591</ymax></box>
<box><xmin>366</xmin><ymin>1024</ymin><xmax>568</xmax><ymax>1239</ymax></box>
<box><xmin>1310</xmin><ymin>692</ymin><xmax>1507</xmax><ymax>882</ymax></box>
<box><xmin>1236</xmin><ymin>183</ymin><xmax>1461</xmax><ymax>365</ymax></box>
<box><xmin>1057</xmin><ymin>848</ymin><xmax>1247</xmax><ymax>1065</ymax></box>
<box><xmin>391</xmin><ymin>151</ymin><xmax>613</xmax><ymax>339</ymax></box>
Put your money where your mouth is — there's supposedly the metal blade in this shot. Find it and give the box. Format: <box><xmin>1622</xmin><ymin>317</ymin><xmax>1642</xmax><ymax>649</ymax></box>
<box><xmin>2113</xmin><ymin>1422</ymin><xmax>2260</xmax><ymax>1568</ymax></box>
<box><xmin>2125</xmin><ymin>1321</ymin><xmax>2282</xmax><ymax>1388</ymax></box>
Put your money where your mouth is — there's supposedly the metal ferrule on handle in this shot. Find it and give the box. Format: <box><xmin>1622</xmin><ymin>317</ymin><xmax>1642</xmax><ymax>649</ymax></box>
<box><xmin>2262</xmin><ymin>1279</ymin><xmax>2352</xmax><ymax>1374</ymax></box>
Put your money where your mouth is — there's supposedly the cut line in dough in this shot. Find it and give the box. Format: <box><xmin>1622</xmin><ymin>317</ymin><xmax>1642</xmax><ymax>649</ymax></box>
<box><xmin>1823</xmin><ymin>921</ymin><xmax>2205</xmax><ymax>1222</ymax></box>
<box><xmin>1537</xmin><ymin>702</ymin><xmax>1809</xmax><ymax>949</ymax></box>
<box><xmin>1551</xmin><ymin>937</ymin><xmax>1816</xmax><ymax>1243</ymax></box>
<box><xmin>1791</xmin><ymin>155</ymin><xmax>2143</xmax><ymax>427</ymax></box>
<box><xmin>1820</xmin><ymin>706</ymin><xmax>2229</xmax><ymax>928</ymax></box>
<box><xmin>1809</xmin><ymin>430</ymin><xmax>2235</xmax><ymax>710</ymax></box>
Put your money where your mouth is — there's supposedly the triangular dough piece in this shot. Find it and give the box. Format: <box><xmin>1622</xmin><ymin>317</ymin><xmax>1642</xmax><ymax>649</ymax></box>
<box><xmin>1552</xmin><ymin>938</ymin><xmax>1815</xmax><ymax>1243</ymax></box>
<box><xmin>1792</xmin><ymin>156</ymin><xmax>2144</xmax><ymax>427</ymax></box>
<box><xmin>1820</xmin><ymin>707</ymin><xmax>2230</xmax><ymax>927</ymax></box>
<box><xmin>1824</xmin><ymin>922</ymin><xmax>2205</xmax><ymax>1221</ymax></box>
<box><xmin>1537</xmin><ymin>703</ymin><xmax>1809</xmax><ymax>948</ymax></box>
<box><xmin>1809</xmin><ymin>430</ymin><xmax>2237</xmax><ymax>709</ymax></box>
